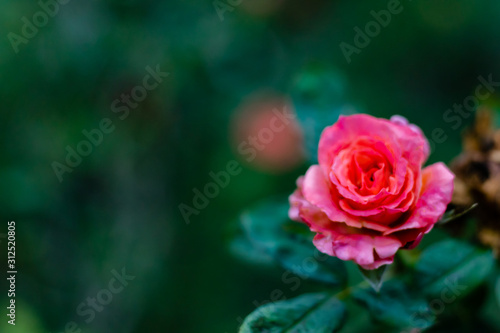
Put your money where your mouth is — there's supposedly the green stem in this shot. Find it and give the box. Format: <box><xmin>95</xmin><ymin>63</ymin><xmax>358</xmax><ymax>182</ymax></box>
<box><xmin>335</xmin><ymin>280</ymin><xmax>370</xmax><ymax>300</ymax></box>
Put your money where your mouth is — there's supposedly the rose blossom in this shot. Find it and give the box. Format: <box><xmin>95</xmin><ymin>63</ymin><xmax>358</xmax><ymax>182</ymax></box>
<box><xmin>289</xmin><ymin>114</ymin><xmax>454</xmax><ymax>269</ymax></box>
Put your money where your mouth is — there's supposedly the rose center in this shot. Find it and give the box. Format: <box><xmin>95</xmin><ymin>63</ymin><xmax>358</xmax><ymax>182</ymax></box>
<box><xmin>349</xmin><ymin>149</ymin><xmax>391</xmax><ymax>194</ymax></box>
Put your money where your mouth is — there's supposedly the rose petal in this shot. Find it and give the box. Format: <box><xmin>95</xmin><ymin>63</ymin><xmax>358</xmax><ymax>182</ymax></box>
<box><xmin>301</xmin><ymin>165</ymin><xmax>393</xmax><ymax>232</ymax></box>
<box><xmin>335</xmin><ymin>167</ymin><xmax>416</xmax><ymax>226</ymax></box>
<box><xmin>318</xmin><ymin>114</ymin><xmax>403</xmax><ymax>174</ymax></box>
<box><xmin>313</xmin><ymin>230</ymin><xmax>402</xmax><ymax>270</ymax></box>
<box><xmin>385</xmin><ymin>162</ymin><xmax>454</xmax><ymax>235</ymax></box>
<box><xmin>390</xmin><ymin>115</ymin><xmax>430</xmax><ymax>169</ymax></box>
<box><xmin>289</xmin><ymin>176</ymin><xmax>307</xmax><ymax>221</ymax></box>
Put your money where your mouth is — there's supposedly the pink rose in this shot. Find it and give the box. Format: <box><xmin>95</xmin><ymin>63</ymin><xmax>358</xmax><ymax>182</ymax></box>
<box><xmin>289</xmin><ymin>114</ymin><xmax>454</xmax><ymax>269</ymax></box>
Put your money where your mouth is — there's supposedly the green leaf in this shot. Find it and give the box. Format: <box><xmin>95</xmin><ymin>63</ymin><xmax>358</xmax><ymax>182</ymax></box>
<box><xmin>353</xmin><ymin>280</ymin><xmax>435</xmax><ymax>330</ymax></box>
<box><xmin>241</xmin><ymin>197</ymin><xmax>348</xmax><ymax>287</ymax></box>
<box><xmin>358</xmin><ymin>265</ymin><xmax>388</xmax><ymax>292</ymax></box>
<box><xmin>415</xmin><ymin>239</ymin><xmax>495</xmax><ymax>298</ymax></box>
<box><xmin>290</xmin><ymin>64</ymin><xmax>356</xmax><ymax>163</ymax></box>
<box><xmin>437</xmin><ymin>203</ymin><xmax>478</xmax><ymax>225</ymax></box>
<box><xmin>239</xmin><ymin>292</ymin><xmax>346</xmax><ymax>333</ymax></box>
<box><xmin>229</xmin><ymin>232</ymin><xmax>275</xmax><ymax>266</ymax></box>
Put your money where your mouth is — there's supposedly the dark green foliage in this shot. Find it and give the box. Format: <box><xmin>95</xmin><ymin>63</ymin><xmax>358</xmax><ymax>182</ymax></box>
<box><xmin>238</xmin><ymin>198</ymin><xmax>348</xmax><ymax>287</ymax></box>
<box><xmin>239</xmin><ymin>292</ymin><xmax>346</xmax><ymax>333</ymax></box>
<box><xmin>415</xmin><ymin>239</ymin><xmax>495</xmax><ymax>298</ymax></box>
<box><xmin>353</xmin><ymin>280</ymin><xmax>435</xmax><ymax>330</ymax></box>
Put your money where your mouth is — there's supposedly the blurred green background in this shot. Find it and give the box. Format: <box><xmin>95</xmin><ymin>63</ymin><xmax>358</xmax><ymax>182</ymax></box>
<box><xmin>1</xmin><ymin>0</ymin><xmax>500</xmax><ymax>332</ymax></box>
